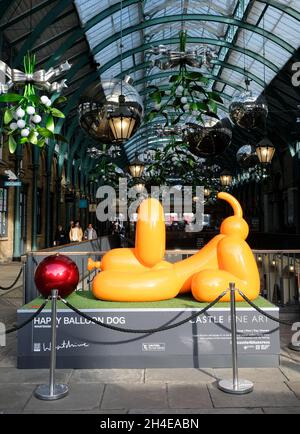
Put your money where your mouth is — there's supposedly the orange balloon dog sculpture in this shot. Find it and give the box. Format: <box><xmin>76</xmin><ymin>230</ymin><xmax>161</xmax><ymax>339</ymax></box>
<box><xmin>88</xmin><ymin>193</ymin><xmax>260</xmax><ymax>302</ymax></box>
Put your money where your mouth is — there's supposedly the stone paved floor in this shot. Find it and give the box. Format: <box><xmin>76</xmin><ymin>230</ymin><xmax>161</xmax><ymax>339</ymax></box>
<box><xmin>1</xmin><ymin>263</ymin><xmax>300</xmax><ymax>414</ymax></box>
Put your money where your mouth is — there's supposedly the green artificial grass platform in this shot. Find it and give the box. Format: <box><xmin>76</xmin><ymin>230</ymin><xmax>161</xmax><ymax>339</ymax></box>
<box><xmin>22</xmin><ymin>290</ymin><xmax>275</xmax><ymax>311</ymax></box>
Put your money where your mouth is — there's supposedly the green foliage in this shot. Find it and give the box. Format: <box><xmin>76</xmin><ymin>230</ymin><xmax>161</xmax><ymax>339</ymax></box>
<box><xmin>8</xmin><ymin>135</ymin><xmax>17</xmax><ymax>153</ymax></box>
<box><xmin>37</xmin><ymin>127</ymin><xmax>54</xmax><ymax>139</ymax></box>
<box><xmin>4</xmin><ymin>109</ymin><xmax>13</xmax><ymax>125</ymax></box>
<box><xmin>91</xmin><ymin>157</ymin><xmax>125</xmax><ymax>188</ymax></box>
<box><xmin>0</xmin><ymin>52</ymin><xmax>68</xmax><ymax>154</ymax></box>
<box><xmin>28</xmin><ymin>131</ymin><xmax>38</xmax><ymax>145</ymax></box>
<box><xmin>144</xmin><ymin>30</ymin><xmax>223</xmax><ymax>127</ymax></box>
<box><xmin>143</xmin><ymin>136</ymin><xmax>222</xmax><ymax>194</ymax></box>
<box><xmin>0</xmin><ymin>94</ymin><xmax>23</xmax><ymax>103</ymax></box>
<box><xmin>145</xmin><ymin>139</ymin><xmax>197</xmax><ymax>186</ymax></box>
<box><xmin>50</xmin><ymin>107</ymin><xmax>65</xmax><ymax>118</ymax></box>
<box><xmin>46</xmin><ymin>115</ymin><xmax>55</xmax><ymax>133</ymax></box>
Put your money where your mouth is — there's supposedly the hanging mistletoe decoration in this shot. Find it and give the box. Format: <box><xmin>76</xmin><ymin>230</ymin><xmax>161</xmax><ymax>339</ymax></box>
<box><xmin>0</xmin><ymin>52</ymin><xmax>71</xmax><ymax>153</ymax></box>
<box><xmin>145</xmin><ymin>31</ymin><xmax>223</xmax><ymax>127</ymax></box>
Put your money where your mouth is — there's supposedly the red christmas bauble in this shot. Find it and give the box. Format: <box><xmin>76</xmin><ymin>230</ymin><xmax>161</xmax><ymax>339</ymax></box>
<box><xmin>34</xmin><ymin>254</ymin><xmax>79</xmax><ymax>298</ymax></box>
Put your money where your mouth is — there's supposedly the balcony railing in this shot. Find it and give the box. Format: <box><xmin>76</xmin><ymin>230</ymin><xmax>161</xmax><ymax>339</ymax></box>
<box><xmin>24</xmin><ymin>247</ymin><xmax>300</xmax><ymax>307</ymax></box>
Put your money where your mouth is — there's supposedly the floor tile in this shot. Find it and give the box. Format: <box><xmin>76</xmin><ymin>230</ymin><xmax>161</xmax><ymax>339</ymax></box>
<box><xmin>208</xmin><ymin>381</ymin><xmax>300</xmax><ymax>408</ymax></box>
<box><xmin>145</xmin><ymin>368</ymin><xmax>216</xmax><ymax>384</ymax></box>
<box><xmin>167</xmin><ymin>384</ymin><xmax>213</xmax><ymax>409</ymax></box>
<box><xmin>24</xmin><ymin>383</ymin><xmax>104</xmax><ymax>412</ymax></box>
<box><xmin>70</xmin><ymin>369</ymin><xmax>144</xmax><ymax>384</ymax></box>
<box><xmin>101</xmin><ymin>384</ymin><xmax>167</xmax><ymax>410</ymax></box>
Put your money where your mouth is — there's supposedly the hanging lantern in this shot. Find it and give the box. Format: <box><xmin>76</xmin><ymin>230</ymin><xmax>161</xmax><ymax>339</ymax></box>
<box><xmin>229</xmin><ymin>90</ymin><xmax>268</xmax><ymax>131</ymax></box>
<box><xmin>185</xmin><ymin>118</ymin><xmax>232</xmax><ymax>157</ymax></box>
<box><xmin>236</xmin><ymin>144</ymin><xmax>259</xmax><ymax>169</ymax></box>
<box><xmin>108</xmin><ymin>95</ymin><xmax>137</xmax><ymax>142</ymax></box>
<box><xmin>289</xmin><ymin>262</ymin><xmax>295</xmax><ymax>273</ymax></box>
<box><xmin>78</xmin><ymin>102</ymin><xmax>114</xmax><ymax>143</ymax></box>
<box><xmin>204</xmin><ymin>188</ymin><xmax>211</xmax><ymax>197</ymax></box>
<box><xmin>220</xmin><ymin>170</ymin><xmax>233</xmax><ymax>187</ymax></box>
<box><xmin>134</xmin><ymin>181</ymin><xmax>146</xmax><ymax>193</ymax></box>
<box><xmin>256</xmin><ymin>138</ymin><xmax>275</xmax><ymax>165</ymax></box>
<box><xmin>128</xmin><ymin>154</ymin><xmax>145</xmax><ymax>178</ymax></box>
<box><xmin>78</xmin><ymin>78</ymin><xmax>144</xmax><ymax>144</ymax></box>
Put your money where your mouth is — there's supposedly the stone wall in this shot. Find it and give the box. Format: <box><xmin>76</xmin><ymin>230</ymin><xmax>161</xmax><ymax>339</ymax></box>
<box><xmin>0</xmin><ymin>141</ymin><xmax>90</xmax><ymax>262</ymax></box>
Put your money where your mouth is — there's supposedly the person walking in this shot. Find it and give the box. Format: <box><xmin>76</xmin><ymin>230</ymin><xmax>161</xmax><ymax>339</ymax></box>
<box><xmin>69</xmin><ymin>221</ymin><xmax>83</xmax><ymax>242</ymax></box>
<box><xmin>69</xmin><ymin>220</ymin><xmax>74</xmax><ymax>242</ymax></box>
<box><xmin>54</xmin><ymin>225</ymin><xmax>67</xmax><ymax>246</ymax></box>
<box><xmin>84</xmin><ymin>223</ymin><xmax>98</xmax><ymax>241</ymax></box>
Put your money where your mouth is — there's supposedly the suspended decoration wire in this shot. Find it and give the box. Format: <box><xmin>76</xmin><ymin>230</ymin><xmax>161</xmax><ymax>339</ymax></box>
<box><xmin>78</xmin><ymin>0</ymin><xmax>143</xmax><ymax>146</ymax></box>
<box><xmin>106</xmin><ymin>0</ymin><xmax>144</xmax><ymax>143</ymax></box>
<box><xmin>229</xmin><ymin>15</ymin><xmax>269</xmax><ymax>131</ymax></box>
<box><xmin>255</xmin><ymin>12</ymin><xmax>275</xmax><ymax>165</ymax></box>
<box><xmin>147</xmin><ymin>0</ymin><xmax>217</xmax><ymax>72</ymax></box>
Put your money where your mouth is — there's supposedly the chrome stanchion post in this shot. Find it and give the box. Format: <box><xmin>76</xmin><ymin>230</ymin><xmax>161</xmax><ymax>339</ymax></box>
<box><xmin>218</xmin><ymin>282</ymin><xmax>254</xmax><ymax>395</ymax></box>
<box><xmin>289</xmin><ymin>324</ymin><xmax>300</xmax><ymax>352</ymax></box>
<box><xmin>35</xmin><ymin>289</ymin><xmax>69</xmax><ymax>401</ymax></box>
<box><xmin>289</xmin><ymin>342</ymin><xmax>300</xmax><ymax>352</ymax></box>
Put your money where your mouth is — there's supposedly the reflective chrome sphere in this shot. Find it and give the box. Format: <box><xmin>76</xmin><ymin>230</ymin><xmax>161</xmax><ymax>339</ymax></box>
<box><xmin>185</xmin><ymin>118</ymin><xmax>232</xmax><ymax>157</ymax></box>
<box><xmin>236</xmin><ymin>145</ymin><xmax>259</xmax><ymax>169</ymax></box>
<box><xmin>78</xmin><ymin>78</ymin><xmax>144</xmax><ymax>143</ymax></box>
<box><xmin>229</xmin><ymin>90</ymin><xmax>268</xmax><ymax>130</ymax></box>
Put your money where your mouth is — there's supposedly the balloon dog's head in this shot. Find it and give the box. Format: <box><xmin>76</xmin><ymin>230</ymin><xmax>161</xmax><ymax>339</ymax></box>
<box><xmin>218</xmin><ymin>192</ymin><xmax>249</xmax><ymax>240</ymax></box>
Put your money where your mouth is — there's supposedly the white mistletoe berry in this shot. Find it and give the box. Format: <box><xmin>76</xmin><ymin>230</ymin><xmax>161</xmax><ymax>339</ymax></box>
<box><xmin>32</xmin><ymin>114</ymin><xmax>42</xmax><ymax>124</ymax></box>
<box><xmin>10</xmin><ymin>122</ymin><xmax>18</xmax><ymax>130</ymax></box>
<box><xmin>183</xmin><ymin>104</ymin><xmax>190</xmax><ymax>111</ymax></box>
<box><xmin>45</xmin><ymin>99</ymin><xmax>52</xmax><ymax>107</ymax></box>
<box><xmin>177</xmin><ymin>85</ymin><xmax>184</xmax><ymax>94</ymax></box>
<box><xmin>181</xmin><ymin>97</ymin><xmax>188</xmax><ymax>104</ymax></box>
<box><xmin>26</xmin><ymin>106</ymin><xmax>35</xmax><ymax>115</ymax></box>
<box><xmin>41</xmin><ymin>95</ymin><xmax>49</xmax><ymax>105</ymax></box>
<box><xmin>16</xmin><ymin>108</ymin><xmax>25</xmax><ymax>118</ymax></box>
<box><xmin>21</xmin><ymin>128</ymin><xmax>30</xmax><ymax>137</ymax></box>
<box><xmin>17</xmin><ymin>119</ymin><xmax>26</xmax><ymax>129</ymax></box>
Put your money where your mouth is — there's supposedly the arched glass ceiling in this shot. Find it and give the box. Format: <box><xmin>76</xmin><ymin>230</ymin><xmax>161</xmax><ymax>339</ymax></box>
<box><xmin>75</xmin><ymin>0</ymin><xmax>300</xmax><ymax>85</ymax></box>
<box><xmin>2</xmin><ymin>0</ymin><xmax>299</xmax><ymax>165</ymax></box>
<box><xmin>73</xmin><ymin>0</ymin><xmax>300</xmax><ymax>161</ymax></box>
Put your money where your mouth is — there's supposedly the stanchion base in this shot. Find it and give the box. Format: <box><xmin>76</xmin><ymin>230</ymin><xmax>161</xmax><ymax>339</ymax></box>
<box><xmin>289</xmin><ymin>343</ymin><xmax>300</xmax><ymax>352</ymax></box>
<box><xmin>218</xmin><ymin>379</ymin><xmax>254</xmax><ymax>395</ymax></box>
<box><xmin>34</xmin><ymin>384</ymin><xmax>69</xmax><ymax>401</ymax></box>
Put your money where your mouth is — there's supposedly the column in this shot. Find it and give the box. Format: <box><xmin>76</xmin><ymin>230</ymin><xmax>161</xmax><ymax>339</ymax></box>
<box><xmin>45</xmin><ymin>148</ymin><xmax>53</xmax><ymax>248</ymax></box>
<box><xmin>31</xmin><ymin>147</ymin><xmax>39</xmax><ymax>251</ymax></box>
<box><xmin>12</xmin><ymin>146</ymin><xmax>23</xmax><ymax>261</ymax></box>
<box><xmin>56</xmin><ymin>176</ymin><xmax>62</xmax><ymax>226</ymax></box>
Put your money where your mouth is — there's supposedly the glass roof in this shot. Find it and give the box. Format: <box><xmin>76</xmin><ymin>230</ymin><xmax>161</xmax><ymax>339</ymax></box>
<box><xmin>74</xmin><ymin>0</ymin><xmax>300</xmax><ymax>159</ymax></box>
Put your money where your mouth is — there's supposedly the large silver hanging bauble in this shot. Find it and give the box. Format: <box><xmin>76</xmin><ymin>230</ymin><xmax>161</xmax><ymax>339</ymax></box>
<box><xmin>229</xmin><ymin>90</ymin><xmax>268</xmax><ymax>130</ymax></box>
<box><xmin>236</xmin><ymin>144</ymin><xmax>259</xmax><ymax>169</ymax></box>
<box><xmin>185</xmin><ymin>117</ymin><xmax>232</xmax><ymax>157</ymax></box>
<box><xmin>78</xmin><ymin>78</ymin><xmax>144</xmax><ymax>143</ymax></box>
